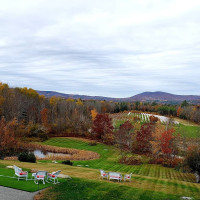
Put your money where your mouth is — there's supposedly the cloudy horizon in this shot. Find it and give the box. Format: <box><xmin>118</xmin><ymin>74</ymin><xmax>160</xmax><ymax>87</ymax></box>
<box><xmin>0</xmin><ymin>0</ymin><xmax>200</xmax><ymax>98</ymax></box>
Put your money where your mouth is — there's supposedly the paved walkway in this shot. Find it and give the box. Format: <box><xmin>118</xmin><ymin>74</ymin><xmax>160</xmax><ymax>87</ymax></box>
<box><xmin>0</xmin><ymin>186</ymin><xmax>39</xmax><ymax>200</ymax></box>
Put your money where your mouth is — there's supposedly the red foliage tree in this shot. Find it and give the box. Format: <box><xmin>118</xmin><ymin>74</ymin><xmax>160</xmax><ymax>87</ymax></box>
<box><xmin>40</xmin><ymin>108</ymin><xmax>49</xmax><ymax>128</ymax></box>
<box><xmin>177</xmin><ymin>106</ymin><xmax>182</xmax><ymax>117</ymax></box>
<box><xmin>92</xmin><ymin>114</ymin><xmax>114</xmax><ymax>144</ymax></box>
<box><xmin>115</xmin><ymin>121</ymin><xmax>134</xmax><ymax>151</ymax></box>
<box><xmin>135</xmin><ymin>123</ymin><xmax>154</xmax><ymax>154</ymax></box>
<box><xmin>0</xmin><ymin>117</ymin><xmax>20</xmax><ymax>157</ymax></box>
<box><xmin>160</xmin><ymin>128</ymin><xmax>175</xmax><ymax>156</ymax></box>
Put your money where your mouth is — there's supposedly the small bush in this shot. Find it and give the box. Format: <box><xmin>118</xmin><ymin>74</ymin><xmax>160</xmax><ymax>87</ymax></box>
<box><xmin>119</xmin><ymin>156</ymin><xmax>142</xmax><ymax>165</ymax></box>
<box><xmin>161</xmin><ymin>157</ymin><xmax>182</xmax><ymax>168</ymax></box>
<box><xmin>183</xmin><ymin>148</ymin><xmax>200</xmax><ymax>174</ymax></box>
<box><xmin>148</xmin><ymin>157</ymin><xmax>182</xmax><ymax>168</ymax></box>
<box><xmin>148</xmin><ymin>157</ymin><xmax>164</xmax><ymax>165</ymax></box>
<box><xmin>133</xmin><ymin>116</ymin><xmax>140</xmax><ymax>121</ymax></box>
<box><xmin>28</xmin><ymin>152</ymin><xmax>37</xmax><ymax>163</ymax></box>
<box><xmin>18</xmin><ymin>152</ymin><xmax>36</xmax><ymax>163</ymax></box>
<box><xmin>88</xmin><ymin>141</ymin><xmax>97</xmax><ymax>146</ymax></box>
<box><xmin>38</xmin><ymin>132</ymin><xmax>49</xmax><ymax>141</ymax></box>
<box><xmin>149</xmin><ymin>116</ymin><xmax>159</xmax><ymax>123</ymax></box>
<box><xmin>62</xmin><ymin>160</ymin><xmax>73</xmax><ymax>165</ymax></box>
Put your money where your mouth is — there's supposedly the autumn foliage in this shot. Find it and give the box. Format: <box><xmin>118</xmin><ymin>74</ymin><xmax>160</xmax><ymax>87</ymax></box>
<box><xmin>115</xmin><ymin>121</ymin><xmax>134</xmax><ymax>150</ymax></box>
<box><xmin>0</xmin><ymin>117</ymin><xmax>20</xmax><ymax>157</ymax></box>
<box><xmin>91</xmin><ymin>108</ymin><xmax>98</xmax><ymax>121</ymax></box>
<box><xmin>40</xmin><ymin>108</ymin><xmax>49</xmax><ymax>127</ymax></box>
<box><xmin>160</xmin><ymin>128</ymin><xmax>175</xmax><ymax>155</ymax></box>
<box><xmin>135</xmin><ymin>123</ymin><xmax>154</xmax><ymax>154</ymax></box>
<box><xmin>149</xmin><ymin>115</ymin><xmax>159</xmax><ymax>123</ymax></box>
<box><xmin>92</xmin><ymin>114</ymin><xmax>114</xmax><ymax>144</ymax></box>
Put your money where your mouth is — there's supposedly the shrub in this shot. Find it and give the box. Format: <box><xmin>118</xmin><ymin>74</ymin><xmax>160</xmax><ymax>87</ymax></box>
<box><xmin>38</xmin><ymin>131</ymin><xmax>49</xmax><ymax>141</ymax></box>
<box><xmin>18</xmin><ymin>152</ymin><xmax>36</xmax><ymax>163</ymax></box>
<box><xmin>148</xmin><ymin>157</ymin><xmax>182</xmax><ymax>168</ymax></box>
<box><xmin>62</xmin><ymin>160</ymin><xmax>73</xmax><ymax>165</ymax></box>
<box><xmin>88</xmin><ymin>141</ymin><xmax>97</xmax><ymax>146</ymax></box>
<box><xmin>149</xmin><ymin>116</ymin><xmax>159</xmax><ymax>123</ymax></box>
<box><xmin>133</xmin><ymin>116</ymin><xmax>140</xmax><ymax>122</ymax></box>
<box><xmin>183</xmin><ymin>148</ymin><xmax>200</xmax><ymax>174</ymax></box>
<box><xmin>162</xmin><ymin>157</ymin><xmax>182</xmax><ymax>168</ymax></box>
<box><xmin>28</xmin><ymin>152</ymin><xmax>37</xmax><ymax>163</ymax></box>
<box><xmin>119</xmin><ymin>156</ymin><xmax>142</xmax><ymax>165</ymax></box>
<box><xmin>148</xmin><ymin>157</ymin><xmax>164</xmax><ymax>165</ymax></box>
<box><xmin>26</xmin><ymin>123</ymin><xmax>48</xmax><ymax>141</ymax></box>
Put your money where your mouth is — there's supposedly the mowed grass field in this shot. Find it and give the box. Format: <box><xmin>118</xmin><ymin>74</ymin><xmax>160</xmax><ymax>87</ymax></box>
<box><xmin>0</xmin><ymin>163</ymin><xmax>53</xmax><ymax>192</ymax></box>
<box><xmin>111</xmin><ymin>112</ymin><xmax>200</xmax><ymax>138</ymax></box>
<box><xmin>37</xmin><ymin>138</ymin><xmax>200</xmax><ymax>198</ymax></box>
<box><xmin>37</xmin><ymin>177</ymin><xmax>181</xmax><ymax>200</ymax></box>
<box><xmin>174</xmin><ymin>123</ymin><xmax>200</xmax><ymax>138</ymax></box>
<box><xmin>1</xmin><ymin>137</ymin><xmax>200</xmax><ymax>199</ymax></box>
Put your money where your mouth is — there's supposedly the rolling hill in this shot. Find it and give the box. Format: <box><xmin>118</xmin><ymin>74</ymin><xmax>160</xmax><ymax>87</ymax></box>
<box><xmin>37</xmin><ymin>91</ymin><xmax>200</xmax><ymax>103</ymax></box>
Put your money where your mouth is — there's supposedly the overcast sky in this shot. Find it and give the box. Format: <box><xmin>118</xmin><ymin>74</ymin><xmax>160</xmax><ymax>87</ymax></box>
<box><xmin>0</xmin><ymin>0</ymin><xmax>200</xmax><ymax>97</ymax></box>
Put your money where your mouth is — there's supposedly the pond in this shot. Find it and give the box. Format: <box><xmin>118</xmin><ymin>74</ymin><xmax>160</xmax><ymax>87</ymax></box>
<box><xmin>33</xmin><ymin>150</ymin><xmax>69</xmax><ymax>159</ymax></box>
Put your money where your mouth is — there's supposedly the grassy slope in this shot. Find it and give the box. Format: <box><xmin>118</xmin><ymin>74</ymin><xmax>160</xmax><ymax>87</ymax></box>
<box><xmin>40</xmin><ymin>137</ymin><xmax>200</xmax><ymax>199</ymax></box>
<box><xmin>173</xmin><ymin>117</ymin><xmax>200</xmax><ymax>127</ymax></box>
<box><xmin>1</xmin><ymin>137</ymin><xmax>200</xmax><ymax>199</ymax></box>
<box><xmin>111</xmin><ymin>113</ymin><xmax>200</xmax><ymax>138</ymax></box>
<box><xmin>0</xmin><ymin>164</ymin><xmax>52</xmax><ymax>192</ymax></box>
<box><xmin>174</xmin><ymin>123</ymin><xmax>200</xmax><ymax>138</ymax></box>
<box><xmin>39</xmin><ymin>177</ymin><xmax>181</xmax><ymax>200</ymax></box>
<box><xmin>42</xmin><ymin>138</ymin><xmax>193</xmax><ymax>181</ymax></box>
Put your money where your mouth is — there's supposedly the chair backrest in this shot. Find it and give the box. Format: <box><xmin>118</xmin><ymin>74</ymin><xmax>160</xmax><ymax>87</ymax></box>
<box><xmin>100</xmin><ymin>169</ymin><xmax>105</xmax><ymax>175</ymax></box>
<box><xmin>109</xmin><ymin>172</ymin><xmax>121</xmax><ymax>177</ymax></box>
<box><xmin>36</xmin><ymin>171</ymin><xmax>47</xmax><ymax>176</ymax></box>
<box><xmin>52</xmin><ymin>170</ymin><xmax>61</xmax><ymax>177</ymax></box>
<box><xmin>14</xmin><ymin>165</ymin><xmax>22</xmax><ymax>175</ymax></box>
<box><xmin>126</xmin><ymin>173</ymin><xmax>132</xmax><ymax>178</ymax></box>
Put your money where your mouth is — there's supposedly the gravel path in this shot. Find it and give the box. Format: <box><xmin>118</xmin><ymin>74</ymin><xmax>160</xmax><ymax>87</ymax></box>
<box><xmin>0</xmin><ymin>186</ymin><xmax>39</xmax><ymax>200</ymax></box>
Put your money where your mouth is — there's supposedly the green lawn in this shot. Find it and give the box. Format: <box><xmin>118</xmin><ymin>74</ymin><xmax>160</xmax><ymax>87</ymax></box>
<box><xmin>1</xmin><ymin>137</ymin><xmax>200</xmax><ymax>199</ymax></box>
<box><xmin>39</xmin><ymin>177</ymin><xmax>182</xmax><ymax>200</ymax></box>
<box><xmin>111</xmin><ymin>112</ymin><xmax>200</xmax><ymax>139</ymax></box>
<box><xmin>174</xmin><ymin>124</ymin><xmax>200</xmax><ymax>138</ymax></box>
<box><xmin>42</xmin><ymin>138</ymin><xmax>194</xmax><ymax>181</ymax></box>
<box><xmin>0</xmin><ymin>164</ymin><xmax>59</xmax><ymax>192</ymax></box>
<box><xmin>39</xmin><ymin>137</ymin><xmax>200</xmax><ymax>199</ymax></box>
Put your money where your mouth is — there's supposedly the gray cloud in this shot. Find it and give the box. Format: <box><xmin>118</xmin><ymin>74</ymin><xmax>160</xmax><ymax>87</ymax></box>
<box><xmin>0</xmin><ymin>0</ymin><xmax>200</xmax><ymax>97</ymax></box>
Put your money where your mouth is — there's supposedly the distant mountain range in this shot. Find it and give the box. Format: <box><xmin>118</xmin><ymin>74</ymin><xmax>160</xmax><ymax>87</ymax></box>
<box><xmin>37</xmin><ymin>91</ymin><xmax>200</xmax><ymax>103</ymax></box>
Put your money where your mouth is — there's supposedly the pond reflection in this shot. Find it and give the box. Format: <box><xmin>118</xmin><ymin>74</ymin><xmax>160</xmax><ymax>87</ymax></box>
<box><xmin>33</xmin><ymin>150</ymin><xmax>68</xmax><ymax>158</ymax></box>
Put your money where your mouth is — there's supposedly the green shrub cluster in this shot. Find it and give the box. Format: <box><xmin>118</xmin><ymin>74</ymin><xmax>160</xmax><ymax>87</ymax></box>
<box><xmin>62</xmin><ymin>160</ymin><xmax>73</xmax><ymax>165</ymax></box>
<box><xmin>18</xmin><ymin>152</ymin><xmax>36</xmax><ymax>163</ymax></box>
<box><xmin>88</xmin><ymin>141</ymin><xmax>97</xmax><ymax>146</ymax></box>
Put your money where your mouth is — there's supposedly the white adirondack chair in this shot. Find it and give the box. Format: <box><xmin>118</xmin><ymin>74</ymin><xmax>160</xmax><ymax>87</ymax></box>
<box><xmin>100</xmin><ymin>169</ymin><xmax>108</xmax><ymax>180</ymax></box>
<box><xmin>13</xmin><ymin>165</ymin><xmax>28</xmax><ymax>181</ymax></box>
<box><xmin>47</xmin><ymin>170</ymin><xmax>61</xmax><ymax>184</ymax></box>
<box><xmin>33</xmin><ymin>170</ymin><xmax>47</xmax><ymax>184</ymax></box>
<box><xmin>124</xmin><ymin>173</ymin><xmax>132</xmax><ymax>182</ymax></box>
